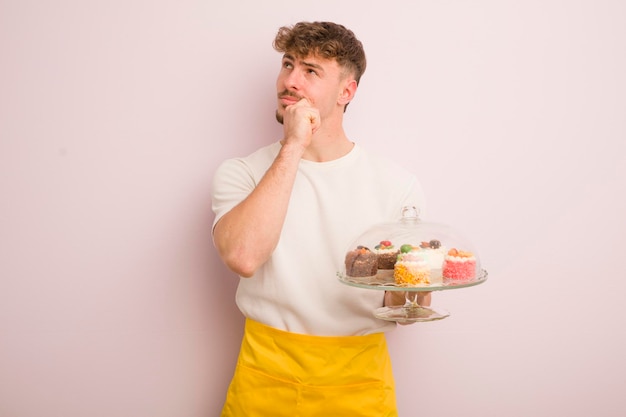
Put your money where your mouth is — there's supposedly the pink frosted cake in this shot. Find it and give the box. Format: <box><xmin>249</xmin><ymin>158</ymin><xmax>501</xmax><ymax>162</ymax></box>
<box><xmin>393</xmin><ymin>245</ymin><xmax>431</xmax><ymax>286</ymax></box>
<box><xmin>442</xmin><ymin>248</ymin><xmax>476</xmax><ymax>282</ymax></box>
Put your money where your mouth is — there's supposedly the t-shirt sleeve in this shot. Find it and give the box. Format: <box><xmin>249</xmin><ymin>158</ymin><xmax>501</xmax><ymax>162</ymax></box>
<box><xmin>210</xmin><ymin>158</ymin><xmax>256</xmax><ymax>232</ymax></box>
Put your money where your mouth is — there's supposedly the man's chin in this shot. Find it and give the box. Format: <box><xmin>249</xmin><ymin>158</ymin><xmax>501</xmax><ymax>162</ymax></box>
<box><xmin>275</xmin><ymin>110</ymin><xmax>284</xmax><ymax>125</ymax></box>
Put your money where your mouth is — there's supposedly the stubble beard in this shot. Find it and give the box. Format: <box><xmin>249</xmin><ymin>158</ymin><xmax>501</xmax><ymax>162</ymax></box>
<box><xmin>275</xmin><ymin>109</ymin><xmax>284</xmax><ymax>125</ymax></box>
<box><xmin>276</xmin><ymin>90</ymin><xmax>305</xmax><ymax>125</ymax></box>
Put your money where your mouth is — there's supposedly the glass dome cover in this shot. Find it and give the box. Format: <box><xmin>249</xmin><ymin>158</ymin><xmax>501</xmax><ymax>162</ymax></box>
<box><xmin>339</xmin><ymin>206</ymin><xmax>487</xmax><ymax>291</ymax></box>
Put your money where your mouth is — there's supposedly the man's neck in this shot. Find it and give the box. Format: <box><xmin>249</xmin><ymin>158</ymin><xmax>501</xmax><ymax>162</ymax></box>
<box><xmin>301</xmin><ymin>128</ymin><xmax>354</xmax><ymax>162</ymax></box>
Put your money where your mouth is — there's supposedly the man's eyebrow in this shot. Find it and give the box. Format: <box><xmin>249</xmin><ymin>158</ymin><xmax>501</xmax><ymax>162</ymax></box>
<box><xmin>282</xmin><ymin>54</ymin><xmax>325</xmax><ymax>72</ymax></box>
<box><xmin>301</xmin><ymin>60</ymin><xmax>324</xmax><ymax>71</ymax></box>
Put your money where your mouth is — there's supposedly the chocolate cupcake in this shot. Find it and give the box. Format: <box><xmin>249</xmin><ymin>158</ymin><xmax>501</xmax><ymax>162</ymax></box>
<box><xmin>345</xmin><ymin>246</ymin><xmax>378</xmax><ymax>277</ymax></box>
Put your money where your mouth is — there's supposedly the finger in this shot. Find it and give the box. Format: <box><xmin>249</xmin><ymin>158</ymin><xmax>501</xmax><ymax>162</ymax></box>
<box><xmin>309</xmin><ymin>111</ymin><xmax>321</xmax><ymax>132</ymax></box>
<box><xmin>296</xmin><ymin>97</ymin><xmax>311</xmax><ymax>107</ymax></box>
<box><xmin>286</xmin><ymin>98</ymin><xmax>310</xmax><ymax>110</ymax></box>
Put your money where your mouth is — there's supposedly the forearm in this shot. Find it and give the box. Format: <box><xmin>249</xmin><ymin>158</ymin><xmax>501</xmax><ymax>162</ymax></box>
<box><xmin>214</xmin><ymin>142</ymin><xmax>305</xmax><ymax>277</ymax></box>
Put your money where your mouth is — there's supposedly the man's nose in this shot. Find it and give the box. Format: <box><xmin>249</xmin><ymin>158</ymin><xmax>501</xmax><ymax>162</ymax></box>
<box><xmin>284</xmin><ymin>69</ymin><xmax>303</xmax><ymax>90</ymax></box>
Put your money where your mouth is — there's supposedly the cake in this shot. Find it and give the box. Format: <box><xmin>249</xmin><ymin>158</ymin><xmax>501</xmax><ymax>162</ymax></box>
<box><xmin>345</xmin><ymin>246</ymin><xmax>378</xmax><ymax>277</ymax></box>
<box><xmin>415</xmin><ymin>239</ymin><xmax>447</xmax><ymax>283</ymax></box>
<box><xmin>393</xmin><ymin>244</ymin><xmax>431</xmax><ymax>286</ymax></box>
<box><xmin>442</xmin><ymin>248</ymin><xmax>477</xmax><ymax>282</ymax></box>
<box><xmin>373</xmin><ymin>240</ymin><xmax>399</xmax><ymax>283</ymax></box>
<box><xmin>374</xmin><ymin>240</ymin><xmax>399</xmax><ymax>269</ymax></box>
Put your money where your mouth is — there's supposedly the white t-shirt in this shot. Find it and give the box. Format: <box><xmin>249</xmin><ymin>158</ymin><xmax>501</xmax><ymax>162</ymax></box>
<box><xmin>211</xmin><ymin>142</ymin><xmax>425</xmax><ymax>336</ymax></box>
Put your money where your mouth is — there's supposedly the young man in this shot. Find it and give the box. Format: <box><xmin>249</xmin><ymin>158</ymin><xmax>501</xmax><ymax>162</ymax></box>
<box><xmin>211</xmin><ymin>21</ymin><xmax>427</xmax><ymax>416</ymax></box>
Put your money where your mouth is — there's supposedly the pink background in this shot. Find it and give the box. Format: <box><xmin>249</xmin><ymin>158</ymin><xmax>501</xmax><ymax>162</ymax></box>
<box><xmin>1</xmin><ymin>1</ymin><xmax>625</xmax><ymax>416</ymax></box>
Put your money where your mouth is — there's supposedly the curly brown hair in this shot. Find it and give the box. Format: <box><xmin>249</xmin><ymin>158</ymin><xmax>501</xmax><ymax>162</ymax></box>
<box><xmin>273</xmin><ymin>21</ymin><xmax>367</xmax><ymax>85</ymax></box>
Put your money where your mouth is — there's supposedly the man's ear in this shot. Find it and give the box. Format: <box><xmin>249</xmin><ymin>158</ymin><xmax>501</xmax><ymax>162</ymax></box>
<box><xmin>338</xmin><ymin>79</ymin><xmax>358</xmax><ymax>106</ymax></box>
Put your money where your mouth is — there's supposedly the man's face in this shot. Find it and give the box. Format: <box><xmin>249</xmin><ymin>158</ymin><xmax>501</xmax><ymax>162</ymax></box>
<box><xmin>275</xmin><ymin>53</ymin><xmax>347</xmax><ymax>124</ymax></box>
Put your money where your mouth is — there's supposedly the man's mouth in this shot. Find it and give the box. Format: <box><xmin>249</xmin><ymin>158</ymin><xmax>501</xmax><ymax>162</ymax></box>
<box><xmin>278</xmin><ymin>91</ymin><xmax>303</xmax><ymax>106</ymax></box>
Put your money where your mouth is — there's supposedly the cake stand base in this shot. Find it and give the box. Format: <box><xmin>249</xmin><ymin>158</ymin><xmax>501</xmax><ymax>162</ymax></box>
<box><xmin>374</xmin><ymin>305</ymin><xmax>450</xmax><ymax>324</ymax></box>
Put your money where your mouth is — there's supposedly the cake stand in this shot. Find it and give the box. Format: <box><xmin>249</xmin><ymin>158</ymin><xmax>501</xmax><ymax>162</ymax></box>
<box><xmin>337</xmin><ymin>269</ymin><xmax>488</xmax><ymax>323</ymax></box>
<box><xmin>338</xmin><ymin>206</ymin><xmax>488</xmax><ymax>323</ymax></box>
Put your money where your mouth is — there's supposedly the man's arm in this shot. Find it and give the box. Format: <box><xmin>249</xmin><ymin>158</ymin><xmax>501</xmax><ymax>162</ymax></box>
<box><xmin>213</xmin><ymin>142</ymin><xmax>304</xmax><ymax>277</ymax></box>
<box><xmin>213</xmin><ymin>99</ymin><xmax>319</xmax><ymax>277</ymax></box>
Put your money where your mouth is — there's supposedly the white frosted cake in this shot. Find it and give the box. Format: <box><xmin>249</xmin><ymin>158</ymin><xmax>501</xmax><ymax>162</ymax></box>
<box><xmin>415</xmin><ymin>239</ymin><xmax>447</xmax><ymax>283</ymax></box>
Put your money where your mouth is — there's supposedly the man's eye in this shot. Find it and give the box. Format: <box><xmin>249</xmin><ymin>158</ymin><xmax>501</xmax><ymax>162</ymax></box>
<box><xmin>307</xmin><ymin>69</ymin><xmax>318</xmax><ymax>75</ymax></box>
<box><xmin>283</xmin><ymin>62</ymin><xmax>293</xmax><ymax>69</ymax></box>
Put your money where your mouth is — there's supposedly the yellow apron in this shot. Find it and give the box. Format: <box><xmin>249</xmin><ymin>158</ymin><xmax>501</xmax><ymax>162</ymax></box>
<box><xmin>220</xmin><ymin>319</ymin><xmax>398</xmax><ymax>417</ymax></box>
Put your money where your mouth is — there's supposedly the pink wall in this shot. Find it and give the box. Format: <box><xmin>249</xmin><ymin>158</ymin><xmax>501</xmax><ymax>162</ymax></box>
<box><xmin>1</xmin><ymin>1</ymin><xmax>625</xmax><ymax>416</ymax></box>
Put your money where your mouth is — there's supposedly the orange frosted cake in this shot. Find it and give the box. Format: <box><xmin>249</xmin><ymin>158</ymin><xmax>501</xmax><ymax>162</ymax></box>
<box><xmin>393</xmin><ymin>244</ymin><xmax>431</xmax><ymax>286</ymax></box>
